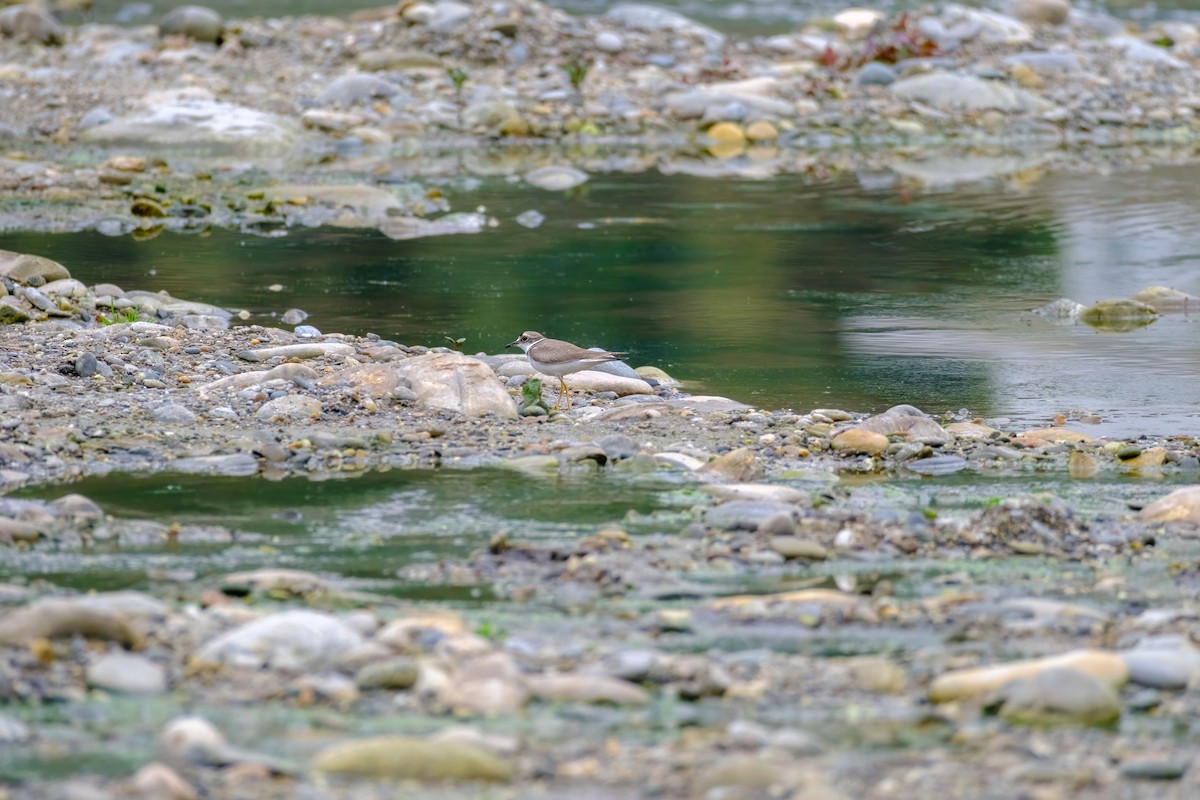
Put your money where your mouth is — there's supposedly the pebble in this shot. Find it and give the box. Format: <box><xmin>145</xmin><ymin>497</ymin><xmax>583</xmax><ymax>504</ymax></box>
<box><xmin>86</xmin><ymin>652</ymin><xmax>168</xmax><ymax>695</ymax></box>
<box><xmin>312</xmin><ymin>734</ymin><xmax>513</xmax><ymax>781</ymax></box>
<box><xmin>857</xmin><ymin>62</ymin><xmax>897</xmax><ymax>86</ymax></box>
<box><xmin>152</xmin><ymin>402</ymin><xmax>196</xmax><ymax>424</ymax></box>
<box><xmin>595</xmin><ymin>31</ymin><xmax>624</xmax><ymax>53</ymax></box>
<box><xmin>158</xmin><ymin>5</ymin><xmax>223</xmax><ymax>42</ymax></box>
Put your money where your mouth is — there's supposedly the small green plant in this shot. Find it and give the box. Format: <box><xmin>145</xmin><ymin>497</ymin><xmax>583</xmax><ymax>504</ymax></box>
<box><xmin>521</xmin><ymin>377</ymin><xmax>549</xmax><ymax>410</ymax></box>
<box><xmin>447</xmin><ymin>66</ymin><xmax>469</xmax><ymax>91</ymax></box>
<box><xmin>97</xmin><ymin>300</ymin><xmax>139</xmax><ymax>326</ymax></box>
<box><xmin>475</xmin><ymin>619</ymin><xmax>507</xmax><ymax>641</ymax></box>
<box><xmin>564</xmin><ymin>60</ymin><xmax>588</xmax><ymax>92</ymax></box>
<box><xmin>444</xmin><ymin>335</ymin><xmax>466</xmax><ymax>352</ymax></box>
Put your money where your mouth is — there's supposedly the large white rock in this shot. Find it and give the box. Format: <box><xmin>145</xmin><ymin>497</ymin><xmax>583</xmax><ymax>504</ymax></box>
<box><xmin>892</xmin><ymin>72</ymin><xmax>1050</xmax><ymax>113</ymax></box>
<box><xmin>394</xmin><ymin>352</ymin><xmax>518</xmax><ymax>418</ymax></box>
<box><xmin>80</xmin><ymin>88</ymin><xmax>301</xmax><ymax>152</ymax></box>
<box><xmin>194</xmin><ymin>610</ymin><xmax>364</xmax><ymax>671</ymax></box>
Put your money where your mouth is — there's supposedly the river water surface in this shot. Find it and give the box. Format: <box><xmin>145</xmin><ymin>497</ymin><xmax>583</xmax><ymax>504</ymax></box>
<box><xmin>3</xmin><ymin>160</ymin><xmax>1197</xmax><ymax>437</ymax></box>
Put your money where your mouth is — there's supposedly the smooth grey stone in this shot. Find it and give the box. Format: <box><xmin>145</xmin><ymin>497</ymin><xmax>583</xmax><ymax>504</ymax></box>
<box><xmin>601</xmin><ymin>649</ymin><xmax>657</xmax><ymax>682</ymax></box>
<box><xmin>428</xmin><ymin>0</ymin><xmax>472</xmax><ymax>31</ymax></box>
<box><xmin>86</xmin><ymin>652</ymin><xmax>168</xmax><ymax>695</ymax></box>
<box><xmin>1122</xmin><ymin>635</ymin><xmax>1200</xmax><ymax>689</ymax></box>
<box><xmin>905</xmin><ymin>455</ymin><xmax>968</xmax><ymax>476</ymax></box>
<box><xmin>0</xmin><ymin>713</ymin><xmax>31</xmax><ymax>743</ymax></box>
<box><xmin>596</xmin><ymin>30</ymin><xmax>624</xmax><ymax>52</ymax></box>
<box><xmin>605</xmin><ymin>3</ymin><xmax>724</xmax><ymax>50</ymax></box>
<box><xmin>319</xmin><ymin>73</ymin><xmax>404</xmax><ymax>105</ymax></box>
<box><xmin>596</xmin><ymin>434</ymin><xmax>638</xmax><ymax>460</ymax></box>
<box><xmin>75</xmin><ymin>352</ymin><xmax>98</xmax><ymax>378</ymax></box>
<box><xmin>172</xmin><ymin>453</ymin><xmax>259</xmax><ymax>476</ymax></box>
<box><xmin>1002</xmin><ymin>51</ymin><xmax>1080</xmax><ymax>72</ymax></box>
<box><xmin>158</xmin><ymin>5</ymin><xmax>223</xmax><ymax>42</ymax></box>
<box><xmin>705</xmin><ymin>501</ymin><xmax>797</xmax><ymax>531</ymax></box>
<box><xmin>857</xmin><ymin>62</ymin><xmax>896</xmax><ymax>86</ymax></box>
<box><xmin>152</xmin><ymin>402</ymin><xmax>196</xmax><ymax>424</ymax></box>
<box><xmin>196</xmin><ymin>609</ymin><xmax>364</xmax><ymax>671</ymax></box>
<box><xmin>79</xmin><ymin>107</ymin><xmax>114</xmax><ymax>129</ymax></box>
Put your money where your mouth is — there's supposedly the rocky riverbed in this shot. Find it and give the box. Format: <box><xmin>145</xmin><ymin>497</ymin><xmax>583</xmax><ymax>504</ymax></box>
<box><xmin>3</xmin><ymin>0</ymin><xmax>1200</xmax><ymax>236</ymax></box>
<box><xmin>0</xmin><ymin>243</ymin><xmax>1199</xmax><ymax>798</ymax></box>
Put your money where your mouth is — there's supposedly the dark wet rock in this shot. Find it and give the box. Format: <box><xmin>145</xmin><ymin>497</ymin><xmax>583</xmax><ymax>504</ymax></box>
<box><xmin>1119</xmin><ymin>759</ymin><xmax>1189</xmax><ymax>780</ymax></box>
<box><xmin>193</xmin><ymin>609</ymin><xmax>364</xmax><ymax>671</ymax></box>
<box><xmin>559</xmin><ymin>444</ymin><xmax>607</xmax><ymax>465</ymax></box>
<box><xmin>1121</xmin><ymin>635</ymin><xmax>1200</xmax><ymax>689</ymax></box>
<box><xmin>86</xmin><ymin>652</ymin><xmax>168</xmax><ymax>695</ymax></box>
<box><xmin>158</xmin><ymin>5</ymin><xmax>223</xmax><ymax>43</ymax></box>
<box><xmin>705</xmin><ymin>500</ymin><xmax>797</xmax><ymax>531</ymax></box>
<box><xmin>988</xmin><ymin>666</ymin><xmax>1120</xmax><ymax>725</ymax></box>
<box><xmin>311</xmin><ymin>735</ymin><xmax>514</xmax><ymax>781</ymax></box>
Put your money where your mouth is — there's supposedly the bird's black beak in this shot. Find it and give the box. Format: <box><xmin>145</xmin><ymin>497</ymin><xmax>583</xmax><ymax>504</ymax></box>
<box><xmin>506</xmin><ymin>339</ymin><xmax>519</xmax><ymax>348</ymax></box>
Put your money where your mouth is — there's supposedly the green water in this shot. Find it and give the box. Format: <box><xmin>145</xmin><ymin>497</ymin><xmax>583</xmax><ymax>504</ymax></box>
<box><xmin>4</xmin><ymin>166</ymin><xmax>1200</xmax><ymax>436</ymax></box>
<box><xmin>0</xmin><ymin>468</ymin><xmax>677</xmax><ymax>594</ymax></box>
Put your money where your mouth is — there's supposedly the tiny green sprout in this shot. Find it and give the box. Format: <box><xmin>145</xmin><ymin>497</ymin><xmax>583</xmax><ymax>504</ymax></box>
<box><xmin>983</xmin><ymin>497</ymin><xmax>1003</xmax><ymax>507</ymax></box>
<box><xmin>521</xmin><ymin>377</ymin><xmax>549</xmax><ymax>409</ymax></box>
<box><xmin>475</xmin><ymin>620</ymin><xmax>507</xmax><ymax>641</ymax></box>
<box><xmin>447</xmin><ymin>66</ymin><xmax>469</xmax><ymax>90</ymax></box>
<box><xmin>444</xmin><ymin>336</ymin><xmax>466</xmax><ymax>352</ymax></box>
<box><xmin>564</xmin><ymin>60</ymin><xmax>589</xmax><ymax>91</ymax></box>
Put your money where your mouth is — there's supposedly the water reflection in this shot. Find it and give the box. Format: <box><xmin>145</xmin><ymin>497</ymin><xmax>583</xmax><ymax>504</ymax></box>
<box><xmin>2</xmin><ymin>163</ymin><xmax>1199</xmax><ymax>435</ymax></box>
